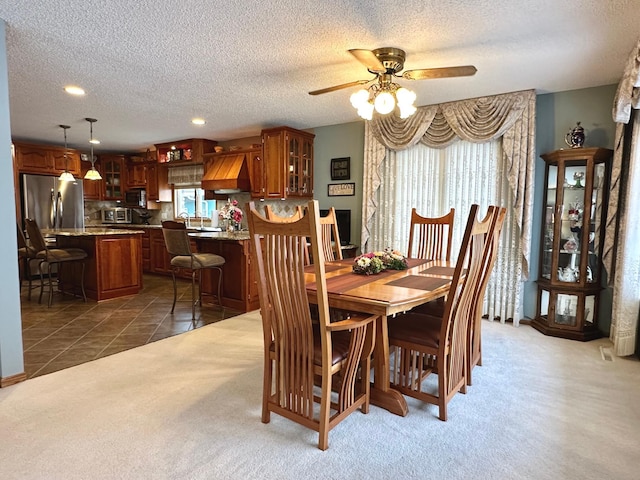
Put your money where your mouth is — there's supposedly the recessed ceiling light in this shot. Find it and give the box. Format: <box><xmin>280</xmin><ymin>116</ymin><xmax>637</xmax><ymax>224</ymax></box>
<box><xmin>64</xmin><ymin>85</ymin><xmax>85</xmax><ymax>96</ymax></box>
<box><xmin>191</xmin><ymin>118</ymin><xmax>206</xmax><ymax>125</ymax></box>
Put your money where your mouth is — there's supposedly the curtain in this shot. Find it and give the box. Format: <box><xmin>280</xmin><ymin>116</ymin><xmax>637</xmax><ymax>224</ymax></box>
<box><xmin>362</xmin><ymin>89</ymin><xmax>536</xmax><ymax>279</ymax></box>
<box><xmin>167</xmin><ymin>164</ymin><xmax>203</xmax><ymax>187</ymax></box>
<box><xmin>369</xmin><ymin>140</ymin><xmax>523</xmax><ymax>324</ymax></box>
<box><xmin>604</xmin><ymin>39</ymin><xmax>640</xmax><ymax>355</ymax></box>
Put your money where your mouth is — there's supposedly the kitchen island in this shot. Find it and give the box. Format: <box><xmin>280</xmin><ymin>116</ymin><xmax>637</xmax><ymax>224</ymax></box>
<box><xmin>50</xmin><ymin>228</ymin><xmax>144</xmax><ymax>301</ymax></box>
<box><xmin>189</xmin><ymin>231</ymin><xmax>259</xmax><ymax>313</ymax></box>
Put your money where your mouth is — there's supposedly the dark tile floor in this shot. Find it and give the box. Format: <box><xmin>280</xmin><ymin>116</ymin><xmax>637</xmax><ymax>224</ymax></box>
<box><xmin>19</xmin><ymin>274</ymin><xmax>240</xmax><ymax>379</ymax></box>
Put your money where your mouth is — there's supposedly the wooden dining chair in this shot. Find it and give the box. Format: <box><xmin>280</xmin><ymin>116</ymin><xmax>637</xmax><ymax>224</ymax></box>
<box><xmin>407</xmin><ymin>208</ymin><xmax>455</xmax><ymax>317</ymax></box>
<box><xmin>264</xmin><ymin>205</ymin><xmax>310</xmax><ymax>265</ymax></box>
<box><xmin>388</xmin><ymin>204</ymin><xmax>500</xmax><ymax>421</ymax></box>
<box><xmin>24</xmin><ymin>218</ymin><xmax>88</xmax><ymax>307</ymax></box>
<box><xmin>162</xmin><ymin>221</ymin><xmax>225</xmax><ymax>321</ymax></box>
<box><xmin>466</xmin><ymin>206</ymin><xmax>506</xmax><ymax>386</ymax></box>
<box><xmin>407</xmin><ymin>207</ymin><xmax>455</xmax><ymax>261</ymax></box>
<box><xmin>247</xmin><ymin>199</ymin><xmax>377</xmax><ymax>450</ymax></box>
<box><xmin>319</xmin><ymin>207</ymin><xmax>343</xmax><ymax>262</ymax></box>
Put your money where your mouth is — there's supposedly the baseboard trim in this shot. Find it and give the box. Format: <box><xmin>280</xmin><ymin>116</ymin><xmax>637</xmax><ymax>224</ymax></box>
<box><xmin>1</xmin><ymin>372</ymin><xmax>27</xmax><ymax>387</ymax></box>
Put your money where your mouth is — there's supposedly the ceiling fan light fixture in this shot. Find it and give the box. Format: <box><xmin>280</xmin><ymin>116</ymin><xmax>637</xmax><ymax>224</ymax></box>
<box><xmin>395</xmin><ymin>87</ymin><xmax>416</xmax><ymax>106</ymax></box>
<box><xmin>357</xmin><ymin>102</ymin><xmax>374</xmax><ymax>120</ymax></box>
<box><xmin>350</xmin><ymin>89</ymin><xmax>369</xmax><ymax>108</ymax></box>
<box><xmin>373</xmin><ymin>91</ymin><xmax>395</xmax><ymax>115</ymax></box>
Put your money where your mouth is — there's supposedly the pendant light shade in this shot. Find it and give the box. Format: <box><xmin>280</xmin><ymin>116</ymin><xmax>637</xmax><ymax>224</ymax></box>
<box><xmin>58</xmin><ymin>125</ymin><xmax>76</xmax><ymax>182</ymax></box>
<box><xmin>83</xmin><ymin>118</ymin><xmax>102</xmax><ymax>181</ymax></box>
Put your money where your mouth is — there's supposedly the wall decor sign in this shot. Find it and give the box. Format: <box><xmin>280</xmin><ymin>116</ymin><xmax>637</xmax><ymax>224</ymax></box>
<box><xmin>328</xmin><ymin>182</ymin><xmax>355</xmax><ymax>197</ymax></box>
<box><xmin>330</xmin><ymin>157</ymin><xmax>351</xmax><ymax>180</ymax></box>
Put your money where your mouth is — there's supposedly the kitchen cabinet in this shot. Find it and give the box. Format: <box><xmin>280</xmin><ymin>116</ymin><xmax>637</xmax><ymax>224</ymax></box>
<box><xmin>81</xmin><ymin>159</ymin><xmax>102</xmax><ymax>200</ymax></box>
<box><xmin>155</xmin><ymin>138</ymin><xmax>218</xmax><ymax>164</ymax></box>
<box><xmin>127</xmin><ymin>162</ymin><xmax>147</xmax><ymax>188</ymax></box>
<box><xmin>100</xmin><ymin>155</ymin><xmax>126</xmax><ymax>201</ymax></box>
<box><xmin>248</xmin><ymin>148</ymin><xmax>264</xmax><ymax>198</ymax></box>
<box><xmin>194</xmin><ymin>236</ymin><xmax>259</xmax><ymax>313</ymax></box>
<box><xmin>259</xmin><ymin>126</ymin><xmax>314</xmax><ymax>199</ymax></box>
<box><xmin>146</xmin><ymin>162</ymin><xmax>171</xmax><ymax>203</ymax></box>
<box><xmin>532</xmin><ymin>147</ymin><xmax>612</xmax><ymax>341</ymax></box>
<box><xmin>14</xmin><ymin>142</ymin><xmax>81</xmax><ymax>176</ymax></box>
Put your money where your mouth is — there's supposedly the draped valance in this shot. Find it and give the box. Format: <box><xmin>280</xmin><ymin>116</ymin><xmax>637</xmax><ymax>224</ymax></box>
<box><xmin>362</xmin><ymin>89</ymin><xmax>536</xmax><ymax>277</ymax></box>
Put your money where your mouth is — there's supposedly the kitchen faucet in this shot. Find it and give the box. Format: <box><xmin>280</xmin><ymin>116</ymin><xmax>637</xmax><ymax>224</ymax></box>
<box><xmin>178</xmin><ymin>211</ymin><xmax>191</xmax><ymax>228</ymax></box>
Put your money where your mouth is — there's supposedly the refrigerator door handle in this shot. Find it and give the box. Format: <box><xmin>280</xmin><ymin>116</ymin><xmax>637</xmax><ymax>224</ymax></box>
<box><xmin>56</xmin><ymin>192</ymin><xmax>63</xmax><ymax>228</ymax></box>
<box><xmin>49</xmin><ymin>189</ymin><xmax>56</xmax><ymax>229</ymax></box>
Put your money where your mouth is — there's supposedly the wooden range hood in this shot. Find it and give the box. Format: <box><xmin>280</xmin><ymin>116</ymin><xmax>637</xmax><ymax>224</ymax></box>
<box><xmin>201</xmin><ymin>152</ymin><xmax>251</xmax><ymax>193</ymax></box>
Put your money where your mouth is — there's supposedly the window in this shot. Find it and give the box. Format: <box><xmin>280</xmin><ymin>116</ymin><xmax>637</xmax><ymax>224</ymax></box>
<box><xmin>174</xmin><ymin>187</ymin><xmax>216</xmax><ymax>219</ymax></box>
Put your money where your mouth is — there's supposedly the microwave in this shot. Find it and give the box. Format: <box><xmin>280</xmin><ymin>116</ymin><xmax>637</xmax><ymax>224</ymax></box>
<box><xmin>125</xmin><ymin>189</ymin><xmax>146</xmax><ymax>208</ymax></box>
<box><xmin>102</xmin><ymin>207</ymin><xmax>132</xmax><ymax>224</ymax></box>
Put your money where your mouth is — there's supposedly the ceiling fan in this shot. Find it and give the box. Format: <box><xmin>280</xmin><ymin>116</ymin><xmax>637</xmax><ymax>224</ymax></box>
<box><xmin>308</xmin><ymin>47</ymin><xmax>477</xmax><ymax>96</ymax></box>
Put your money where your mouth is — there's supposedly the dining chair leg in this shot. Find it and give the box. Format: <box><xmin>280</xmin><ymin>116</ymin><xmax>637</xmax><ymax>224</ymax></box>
<box><xmin>170</xmin><ymin>268</ymin><xmax>178</xmax><ymax>314</ymax></box>
<box><xmin>47</xmin><ymin>262</ymin><xmax>55</xmax><ymax>308</ymax></box>
<box><xmin>79</xmin><ymin>261</ymin><xmax>87</xmax><ymax>302</ymax></box>
<box><xmin>191</xmin><ymin>269</ymin><xmax>197</xmax><ymax>322</ymax></box>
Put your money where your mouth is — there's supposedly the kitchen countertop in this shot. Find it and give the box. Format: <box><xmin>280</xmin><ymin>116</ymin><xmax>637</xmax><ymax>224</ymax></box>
<box><xmin>189</xmin><ymin>231</ymin><xmax>250</xmax><ymax>241</ymax></box>
<box><xmin>43</xmin><ymin>227</ymin><xmax>145</xmax><ymax>236</ymax></box>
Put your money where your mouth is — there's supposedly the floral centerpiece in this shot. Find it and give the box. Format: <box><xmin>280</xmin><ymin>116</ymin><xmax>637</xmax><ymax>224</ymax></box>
<box><xmin>353</xmin><ymin>248</ymin><xmax>408</xmax><ymax>275</ymax></box>
<box><xmin>219</xmin><ymin>199</ymin><xmax>243</xmax><ymax>232</ymax></box>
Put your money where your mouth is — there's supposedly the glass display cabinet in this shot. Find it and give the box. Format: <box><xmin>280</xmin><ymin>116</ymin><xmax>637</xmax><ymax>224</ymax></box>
<box><xmin>533</xmin><ymin>147</ymin><xmax>612</xmax><ymax>341</ymax></box>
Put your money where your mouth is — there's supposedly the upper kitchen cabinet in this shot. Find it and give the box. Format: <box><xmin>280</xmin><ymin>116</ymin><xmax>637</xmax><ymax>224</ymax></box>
<box><xmin>100</xmin><ymin>154</ymin><xmax>126</xmax><ymax>201</ymax></box>
<box><xmin>81</xmin><ymin>159</ymin><xmax>102</xmax><ymax>200</ymax></box>
<box><xmin>260</xmin><ymin>126</ymin><xmax>314</xmax><ymax>199</ymax></box>
<box><xmin>155</xmin><ymin>139</ymin><xmax>218</xmax><ymax>164</ymax></box>
<box><xmin>14</xmin><ymin>142</ymin><xmax>81</xmax><ymax>176</ymax></box>
<box><xmin>146</xmin><ymin>162</ymin><xmax>171</xmax><ymax>204</ymax></box>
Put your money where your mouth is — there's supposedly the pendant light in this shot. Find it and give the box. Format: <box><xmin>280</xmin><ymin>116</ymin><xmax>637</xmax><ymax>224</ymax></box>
<box><xmin>83</xmin><ymin>118</ymin><xmax>102</xmax><ymax>180</ymax></box>
<box><xmin>58</xmin><ymin>125</ymin><xmax>75</xmax><ymax>181</ymax></box>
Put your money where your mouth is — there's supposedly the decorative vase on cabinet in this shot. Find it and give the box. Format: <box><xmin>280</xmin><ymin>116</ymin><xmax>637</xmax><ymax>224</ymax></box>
<box><xmin>532</xmin><ymin>147</ymin><xmax>612</xmax><ymax>341</ymax></box>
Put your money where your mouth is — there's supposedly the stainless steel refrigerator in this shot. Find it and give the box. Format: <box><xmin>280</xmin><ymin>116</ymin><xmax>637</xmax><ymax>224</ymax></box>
<box><xmin>21</xmin><ymin>174</ymin><xmax>84</xmax><ymax>231</ymax></box>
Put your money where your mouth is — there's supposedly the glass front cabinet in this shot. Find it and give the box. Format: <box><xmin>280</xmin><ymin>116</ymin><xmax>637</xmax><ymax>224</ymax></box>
<box><xmin>533</xmin><ymin>147</ymin><xmax>612</xmax><ymax>341</ymax></box>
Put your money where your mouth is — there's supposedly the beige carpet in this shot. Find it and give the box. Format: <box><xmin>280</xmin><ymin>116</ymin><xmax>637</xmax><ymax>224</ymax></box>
<box><xmin>1</xmin><ymin>311</ymin><xmax>639</xmax><ymax>480</ymax></box>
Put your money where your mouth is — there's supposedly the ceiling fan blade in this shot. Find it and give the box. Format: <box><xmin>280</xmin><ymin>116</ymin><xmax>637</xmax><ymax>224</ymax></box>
<box><xmin>308</xmin><ymin>79</ymin><xmax>371</xmax><ymax>96</ymax></box>
<box><xmin>402</xmin><ymin>65</ymin><xmax>477</xmax><ymax>80</ymax></box>
<box><xmin>348</xmin><ymin>49</ymin><xmax>386</xmax><ymax>73</ymax></box>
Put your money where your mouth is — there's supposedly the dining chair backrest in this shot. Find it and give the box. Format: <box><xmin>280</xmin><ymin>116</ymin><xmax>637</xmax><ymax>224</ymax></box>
<box><xmin>247</xmin><ymin>199</ymin><xmax>376</xmax><ymax>450</ymax></box>
<box><xmin>407</xmin><ymin>208</ymin><xmax>455</xmax><ymax>261</ymax></box>
<box><xmin>466</xmin><ymin>206</ymin><xmax>507</xmax><ymax>385</ymax></box>
<box><xmin>442</xmin><ymin>205</ymin><xmax>500</xmax><ymax>387</ymax></box>
<box><xmin>264</xmin><ymin>205</ymin><xmax>310</xmax><ymax>265</ymax></box>
<box><xmin>264</xmin><ymin>204</ymin><xmax>305</xmax><ymax>222</ymax></box>
<box><xmin>319</xmin><ymin>207</ymin><xmax>342</xmax><ymax>261</ymax></box>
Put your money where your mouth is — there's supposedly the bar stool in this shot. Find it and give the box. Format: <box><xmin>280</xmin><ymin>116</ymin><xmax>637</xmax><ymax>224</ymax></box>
<box><xmin>24</xmin><ymin>218</ymin><xmax>87</xmax><ymax>307</ymax></box>
<box><xmin>17</xmin><ymin>224</ymin><xmax>38</xmax><ymax>300</ymax></box>
<box><xmin>162</xmin><ymin>221</ymin><xmax>225</xmax><ymax>321</ymax></box>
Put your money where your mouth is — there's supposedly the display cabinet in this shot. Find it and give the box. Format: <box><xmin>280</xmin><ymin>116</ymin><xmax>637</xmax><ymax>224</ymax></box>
<box><xmin>100</xmin><ymin>155</ymin><xmax>126</xmax><ymax>201</ymax></box>
<box><xmin>260</xmin><ymin>126</ymin><xmax>314</xmax><ymax>199</ymax></box>
<box><xmin>532</xmin><ymin>147</ymin><xmax>612</xmax><ymax>341</ymax></box>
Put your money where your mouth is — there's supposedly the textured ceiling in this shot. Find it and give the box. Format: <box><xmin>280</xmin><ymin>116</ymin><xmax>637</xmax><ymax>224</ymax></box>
<box><xmin>0</xmin><ymin>1</ymin><xmax>638</xmax><ymax>153</ymax></box>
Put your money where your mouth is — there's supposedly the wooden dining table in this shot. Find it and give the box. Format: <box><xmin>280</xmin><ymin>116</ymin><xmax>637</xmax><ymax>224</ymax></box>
<box><xmin>305</xmin><ymin>257</ymin><xmax>456</xmax><ymax>416</ymax></box>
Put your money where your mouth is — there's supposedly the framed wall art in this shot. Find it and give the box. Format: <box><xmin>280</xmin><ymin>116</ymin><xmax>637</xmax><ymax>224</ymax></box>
<box><xmin>328</xmin><ymin>182</ymin><xmax>355</xmax><ymax>197</ymax></box>
<box><xmin>330</xmin><ymin>157</ymin><xmax>351</xmax><ymax>180</ymax></box>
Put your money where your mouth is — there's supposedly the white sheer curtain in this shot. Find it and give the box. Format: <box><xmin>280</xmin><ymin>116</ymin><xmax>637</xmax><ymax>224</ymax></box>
<box><xmin>369</xmin><ymin>140</ymin><xmax>523</xmax><ymax>324</ymax></box>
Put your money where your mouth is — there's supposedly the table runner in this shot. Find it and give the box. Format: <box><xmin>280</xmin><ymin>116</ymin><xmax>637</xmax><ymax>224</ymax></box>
<box><xmin>307</xmin><ymin>258</ymin><xmax>430</xmax><ymax>294</ymax></box>
<box><xmin>385</xmin><ymin>275</ymin><xmax>451</xmax><ymax>291</ymax></box>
